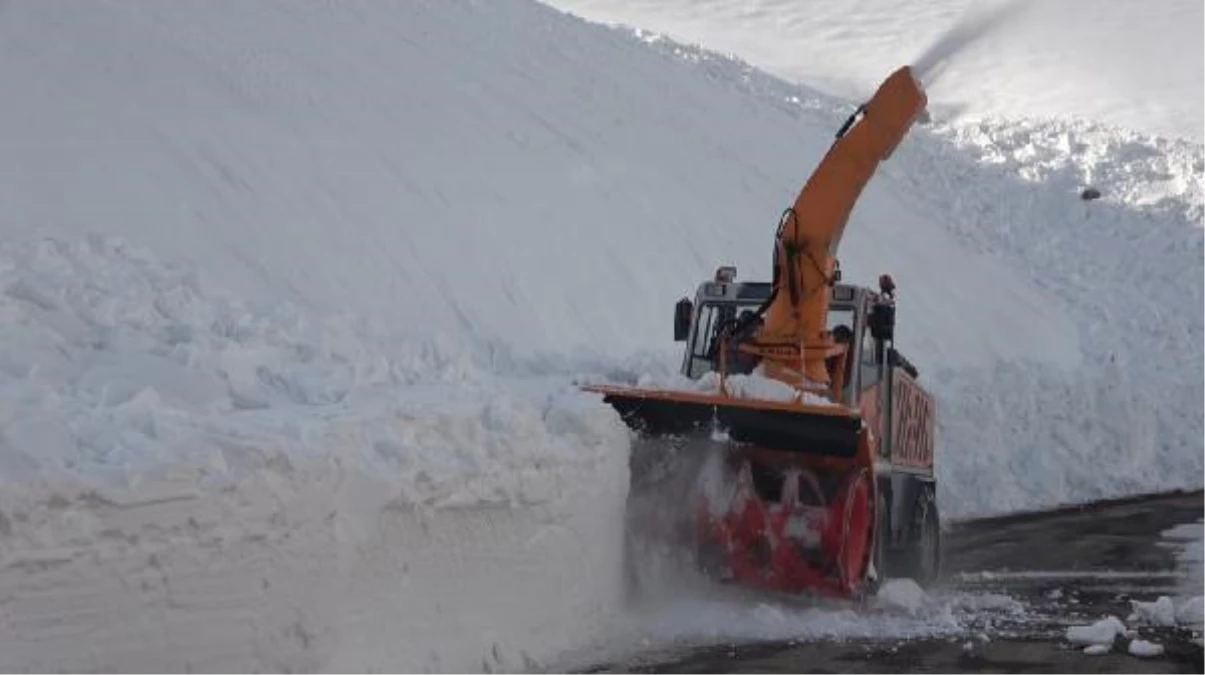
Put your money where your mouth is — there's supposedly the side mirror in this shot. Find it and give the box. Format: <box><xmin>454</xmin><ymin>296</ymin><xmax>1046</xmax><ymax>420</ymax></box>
<box><xmin>868</xmin><ymin>302</ymin><xmax>895</xmax><ymax>342</ymax></box>
<box><xmin>673</xmin><ymin>298</ymin><xmax>693</xmax><ymax>342</ymax></box>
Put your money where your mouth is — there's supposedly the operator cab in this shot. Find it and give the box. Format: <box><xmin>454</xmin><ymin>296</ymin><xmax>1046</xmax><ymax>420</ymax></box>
<box><xmin>673</xmin><ymin>266</ymin><xmax>911</xmax><ymax>405</ymax></box>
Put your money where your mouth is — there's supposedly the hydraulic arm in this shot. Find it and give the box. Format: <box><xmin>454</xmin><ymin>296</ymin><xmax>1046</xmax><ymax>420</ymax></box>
<box><xmin>743</xmin><ymin>66</ymin><xmax>927</xmax><ymax>388</ymax></box>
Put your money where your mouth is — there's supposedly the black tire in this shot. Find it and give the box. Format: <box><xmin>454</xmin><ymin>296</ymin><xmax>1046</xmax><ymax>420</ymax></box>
<box><xmin>872</xmin><ymin>493</ymin><xmax>890</xmax><ymax>588</ymax></box>
<box><xmin>621</xmin><ymin>498</ymin><xmax>645</xmax><ymax>604</ymax></box>
<box><xmin>899</xmin><ymin>485</ymin><xmax>941</xmax><ymax>586</ymax></box>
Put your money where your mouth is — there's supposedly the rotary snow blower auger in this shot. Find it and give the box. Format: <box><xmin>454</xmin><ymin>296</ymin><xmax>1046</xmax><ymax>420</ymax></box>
<box><xmin>584</xmin><ymin>66</ymin><xmax>941</xmax><ymax>599</ymax></box>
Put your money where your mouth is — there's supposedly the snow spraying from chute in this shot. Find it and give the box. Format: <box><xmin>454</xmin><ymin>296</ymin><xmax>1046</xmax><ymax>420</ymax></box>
<box><xmin>911</xmin><ymin>0</ymin><xmax>1037</xmax><ymax>87</ymax></box>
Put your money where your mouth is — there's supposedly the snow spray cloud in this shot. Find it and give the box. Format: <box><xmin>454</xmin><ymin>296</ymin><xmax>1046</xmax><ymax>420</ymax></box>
<box><xmin>911</xmin><ymin>0</ymin><xmax>1036</xmax><ymax>87</ymax></box>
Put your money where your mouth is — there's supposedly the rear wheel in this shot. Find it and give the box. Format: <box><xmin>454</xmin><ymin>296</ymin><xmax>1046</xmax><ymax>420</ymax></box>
<box><xmin>899</xmin><ymin>485</ymin><xmax>941</xmax><ymax>586</ymax></box>
<box><xmin>871</xmin><ymin>493</ymin><xmax>889</xmax><ymax>588</ymax></box>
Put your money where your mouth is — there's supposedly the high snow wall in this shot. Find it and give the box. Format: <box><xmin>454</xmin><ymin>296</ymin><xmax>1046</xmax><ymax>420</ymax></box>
<box><xmin>0</xmin><ymin>0</ymin><xmax>1200</xmax><ymax>670</ymax></box>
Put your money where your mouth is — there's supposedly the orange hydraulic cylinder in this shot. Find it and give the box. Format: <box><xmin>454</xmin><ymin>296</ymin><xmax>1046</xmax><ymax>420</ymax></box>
<box><xmin>756</xmin><ymin>66</ymin><xmax>927</xmax><ymax>387</ymax></box>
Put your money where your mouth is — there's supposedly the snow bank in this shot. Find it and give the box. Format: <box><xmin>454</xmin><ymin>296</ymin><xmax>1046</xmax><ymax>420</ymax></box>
<box><xmin>0</xmin><ymin>235</ymin><xmax>624</xmax><ymax>509</ymax></box>
<box><xmin>0</xmin><ymin>235</ymin><xmax>630</xmax><ymax>671</ymax></box>
<box><xmin>0</xmin><ymin>455</ymin><xmax>627</xmax><ymax>672</ymax></box>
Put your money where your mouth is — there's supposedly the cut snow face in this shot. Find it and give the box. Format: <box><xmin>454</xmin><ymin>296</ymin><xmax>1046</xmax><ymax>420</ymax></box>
<box><xmin>0</xmin><ymin>238</ymin><xmax>631</xmax><ymax>672</ymax></box>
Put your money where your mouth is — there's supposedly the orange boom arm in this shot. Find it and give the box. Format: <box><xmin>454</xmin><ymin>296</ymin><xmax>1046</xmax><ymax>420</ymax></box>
<box><xmin>746</xmin><ymin>66</ymin><xmax>927</xmax><ymax>387</ymax></box>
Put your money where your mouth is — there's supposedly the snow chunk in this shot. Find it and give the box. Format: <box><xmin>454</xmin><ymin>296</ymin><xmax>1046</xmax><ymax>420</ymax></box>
<box><xmin>1176</xmin><ymin>596</ymin><xmax>1204</xmax><ymax>626</ymax></box>
<box><xmin>1082</xmin><ymin>644</ymin><xmax>1110</xmax><ymax>656</ymax></box>
<box><xmin>1128</xmin><ymin>596</ymin><xmax>1177</xmax><ymax>627</ymax></box>
<box><xmin>1066</xmin><ymin>616</ymin><xmax>1126</xmax><ymax>646</ymax></box>
<box><xmin>876</xmin><ymin>579</ymin><xmax>927</xmax><ymax>614</ymax></box>
<box><xmin>626</xmin><ymin>369</ymin><xmax>838</xmax><ymax>406</ymax></box>
<box><xmin>723</xmin><ymin>373</ymin><xmax>806</xmax><ymax>402</ymax></box>
<box><xmin>951</xmin><ymin>591</ymin><xmax>1026</xmax><ymax>615</ymax></box>
<box><xmin>1128</xmin><ymin>639</ymin><xmax>1164</xmax><ymax>658</ymax></box>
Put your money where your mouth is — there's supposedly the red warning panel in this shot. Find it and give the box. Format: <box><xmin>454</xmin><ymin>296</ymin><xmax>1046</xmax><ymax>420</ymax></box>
<box><xmin>891</xmin><ymin>369</ymin><xmax>934</xmax><ymax>469</ymax></box>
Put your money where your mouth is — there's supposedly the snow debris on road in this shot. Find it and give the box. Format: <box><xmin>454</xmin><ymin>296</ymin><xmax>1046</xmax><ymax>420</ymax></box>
<box><xmin>876</xmin><ymin>579</ymin><xmax>928</xmax><ymax>615</ymax></box>
<box><xmin>1129</xmin><ymin>596</ymin><xmax>1178</xmax><ymax>627</ymax></box>
<box><xmin>1066</xmin><ymin>616</ymin><xmax>1127</xmax><ymax>647</ymax></box>
<box><xmin>1177</xmin><ymin>597</ymin><xmax>1204</xmax><ymax>627</ymax></box>
<box><xmin>1128</xmin><ymin>638</ymin><xmax>1165</xmax><ymax>658</ymax></box>
<box><xmin>1082</xmin><ymin>644</ymin><xmax>1110</xmax><ymax>656</ymax></box>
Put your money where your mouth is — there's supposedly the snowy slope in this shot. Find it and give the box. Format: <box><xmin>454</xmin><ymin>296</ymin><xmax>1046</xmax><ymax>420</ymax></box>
<box><xmin>0</xmin><ymin>0</ymin><xmax>1099</xmax><ymax>492</ymax></box>
<box><xmin>0</xmin><ymin>0</ymin><xmax>1201</xmax><ymax>670</ymax></box>
<box><xmin>544</xmin><ymin>0</ymin><xmax>1205</xmax><ymax>142</ymax></box>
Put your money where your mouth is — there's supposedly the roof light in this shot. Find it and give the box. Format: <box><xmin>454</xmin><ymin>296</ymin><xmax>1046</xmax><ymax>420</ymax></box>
<box><xmin>832</xmin><ymin>285</ymin><xmax>855</xmax><ymax>302</ymax></box>
<box><xmin>715</xmin><ymin>266</ymin><xmax>737</xmax><ymax>283</ymax></box>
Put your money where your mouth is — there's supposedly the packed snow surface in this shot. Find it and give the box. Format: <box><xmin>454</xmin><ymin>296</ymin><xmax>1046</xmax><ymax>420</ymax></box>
<box><xmin>0</xmin><ymin>0</ymin><xmax>1200</xmax><ymax>669</ymax></box>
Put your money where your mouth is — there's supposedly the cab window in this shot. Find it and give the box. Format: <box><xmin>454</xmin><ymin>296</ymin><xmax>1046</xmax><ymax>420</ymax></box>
<box><xmin>860</xmin><ymin>323</ymin><xmax>881</xmax><ymax>389</ymax></box>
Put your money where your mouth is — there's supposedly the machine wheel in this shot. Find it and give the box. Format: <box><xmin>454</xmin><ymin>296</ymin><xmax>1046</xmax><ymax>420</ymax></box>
<box><xmin>871</xmin><ymin>493</ymin><xmax>889</xmax><ymax>588</ymax></box>
<box><xmin>899</xmin><ymin>485</ymin><xmax>941</xmax><ymax>586</ymax></box>
<box><xmin>621</xmin><ymin>501</ymin><xmax>645</xmax><ymax>603</ymax></box>
<box><xmin>832</xmin><ymin>470</ymin><xmax>873</xmax><ymax>594</ymax></box>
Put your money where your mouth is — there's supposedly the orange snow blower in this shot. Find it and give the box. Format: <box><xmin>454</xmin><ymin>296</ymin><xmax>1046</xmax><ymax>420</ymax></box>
<box><xmin>584</xmin><ymin>66</ymin><xmax>940</xmax><ymax>598</ymax></box>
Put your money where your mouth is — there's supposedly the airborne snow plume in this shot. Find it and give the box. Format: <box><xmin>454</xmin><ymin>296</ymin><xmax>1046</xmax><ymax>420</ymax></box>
<box><xmin>910</xmin><ymin>0</ymin><xmax>1036</xmax><ymax>86</ymax></box>
<box><xmin>546</xmin><ymin>0</ymin><xmax>1205</xmax><ymax>141</ymax></box>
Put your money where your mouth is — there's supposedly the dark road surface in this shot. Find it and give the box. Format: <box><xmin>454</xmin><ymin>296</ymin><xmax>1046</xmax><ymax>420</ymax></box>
<box><xmin>590</xmin><ymin>491</ymin><xmax>1203</xmax><ymax>674</ymax></box>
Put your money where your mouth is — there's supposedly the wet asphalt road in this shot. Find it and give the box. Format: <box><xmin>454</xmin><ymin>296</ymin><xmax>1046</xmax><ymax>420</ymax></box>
<box><xmin>593</xmin><ymin>490</ymin><xmax>1204</xmax><ymax>674</ymax></box>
